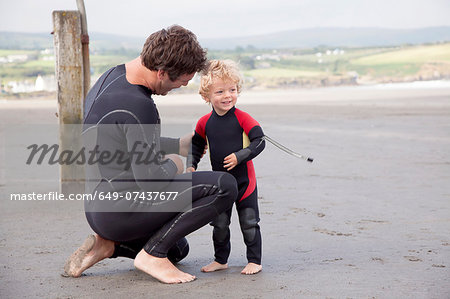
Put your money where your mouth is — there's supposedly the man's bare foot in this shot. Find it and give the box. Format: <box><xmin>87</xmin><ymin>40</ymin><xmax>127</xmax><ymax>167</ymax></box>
<box><xmin>241</xmin><ymin>263</ymin><xmax>262</xmax><ymax>275</ymax></box>
<box><xmin>201</xmin><ymin>261</ymin><xmax>228</xmax><ymax>272</ymax></box>
<box><xmin>134</xmin><ymin>249</ymin><xmax>195</xmax><ymax>284</ymax></box>
<box><xmin>63</xmin><ymin>234</ymin><xmax>115</xmax><ymax>277</ymax></box>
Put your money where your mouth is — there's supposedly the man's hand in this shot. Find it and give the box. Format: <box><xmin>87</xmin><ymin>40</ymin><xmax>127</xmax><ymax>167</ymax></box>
<box><xmin>179</xmin><ymin>132</ymin><xmax>208</xmax><ymax>158</ymax></box>
<box><xmin>201</xmin><ymin>143</ymin><xmax>208</xmax><ymax>158</ymax></box>
<box><xmin>223</xmin><ymin>153</ymin><xmax>238</xmax><ymax>171</ymax></box>
<box><xmin>179</xmin><ymin>132</ymin><xmax>193</xmax><ymax>157</ymax></box>
<box><xmin>165</xmin><ymin>154</ymin><xmax>184</xmax><ymax>174</ymax></box>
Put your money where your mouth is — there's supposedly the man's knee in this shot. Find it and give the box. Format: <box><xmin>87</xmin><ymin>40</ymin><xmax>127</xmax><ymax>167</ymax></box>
<box><xmin>238</xmin><ymin>208</ymin><xmax>259</xmax><ymax>243</ymax></box>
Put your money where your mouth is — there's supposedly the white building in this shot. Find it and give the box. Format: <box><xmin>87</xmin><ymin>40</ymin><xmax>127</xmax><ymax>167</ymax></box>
<box><xmin>35</xmin><ymin>75</ymin><xmax>56</xmax><ymax>92</ymax></box>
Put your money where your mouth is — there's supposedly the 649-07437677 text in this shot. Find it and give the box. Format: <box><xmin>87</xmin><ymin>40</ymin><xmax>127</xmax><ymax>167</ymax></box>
<box><xmin>9</xmin><ymin>191</ymin><xmax>179</xmax><ymax>201</ymax></box>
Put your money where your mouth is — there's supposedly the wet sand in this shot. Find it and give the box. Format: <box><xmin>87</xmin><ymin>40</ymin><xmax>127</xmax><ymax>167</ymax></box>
<box><xmin>1</xmin><ymin>85</ymin><xmax>449</xmax><ymax>298</ymax></box>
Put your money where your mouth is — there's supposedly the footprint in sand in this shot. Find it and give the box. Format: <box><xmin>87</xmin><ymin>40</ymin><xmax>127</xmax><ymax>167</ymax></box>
<box><xmin>371</xmin><ymin>257</ymin><xmax>385</xmax><ymax>264</ymax></box>
<box><xmin>404</xmin><ymin>256</ymin><xmax>422</xmax><ymax>262</ymax></box>
<box><xmin>313</xmin><ymin>228</ymin><xmax>352</xmax><ymax>236</ymax></box>
<box><xmin>432</xmin><ymin>264</ymin><xmax>446</xmax><ymax>268</ymax></box>
<box><xmin>322</xmin><ymin>258</ymin><xmax>343</xmax><ymax>263</ymax></box>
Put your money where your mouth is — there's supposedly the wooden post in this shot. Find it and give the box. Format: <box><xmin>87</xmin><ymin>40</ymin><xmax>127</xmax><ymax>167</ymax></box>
<box><xmin>76</xmin><ymin>0</ymin><xmax>91</xmax><ymax>99</ymax></box>
<box><xmin>52</xmin><ymin>10</ymin><xmax>84</xmax><ymax>194</ymax></box>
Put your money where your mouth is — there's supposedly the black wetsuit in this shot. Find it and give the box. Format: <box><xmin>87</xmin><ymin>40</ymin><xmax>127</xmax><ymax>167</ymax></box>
<box><xmin>189</xmin><ymin>107</ymin><xmax>265</xmax><ymax>265</ymax></box>
<box><xmin>83</xmin><ymin>64</ymin><xmax>237</xmax><ymax>262</ymax></box>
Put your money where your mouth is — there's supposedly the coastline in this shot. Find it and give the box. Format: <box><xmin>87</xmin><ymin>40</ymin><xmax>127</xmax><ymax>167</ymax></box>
<box><xmin>2</xmin><ymin>79</ymin><xmax>449</xmax><ymax>108</ymax></box>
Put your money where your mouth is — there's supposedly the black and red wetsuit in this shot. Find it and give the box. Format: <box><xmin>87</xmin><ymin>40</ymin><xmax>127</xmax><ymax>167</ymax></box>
<box><xmin>190</xmin><ymin>106</ymin><xmax>265</xmax><ymax>265</ymax></box>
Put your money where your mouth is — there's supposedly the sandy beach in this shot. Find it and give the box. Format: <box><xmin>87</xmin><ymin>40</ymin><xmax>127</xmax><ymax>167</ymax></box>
<box><xmin>1</xmin><ymin>84</ymin><xmax>449</xmax><ymax>298</ymax></box>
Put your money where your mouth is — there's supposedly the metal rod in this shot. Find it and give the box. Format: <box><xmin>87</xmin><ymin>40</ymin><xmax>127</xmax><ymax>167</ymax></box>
<box><xmin>264</xmin><ymin>135</ymin><xmax>314</xmax><ymax>162</ymax></box>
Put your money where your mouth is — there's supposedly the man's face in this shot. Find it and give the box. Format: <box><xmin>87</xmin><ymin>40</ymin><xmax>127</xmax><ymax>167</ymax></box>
<box><xmin>156</xmin><ymin>72</ymin><xmax>195</xmax><ymax>95</ymax></box>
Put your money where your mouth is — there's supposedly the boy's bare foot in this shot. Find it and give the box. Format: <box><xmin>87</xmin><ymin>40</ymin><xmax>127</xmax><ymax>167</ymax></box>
<box><xmin>201</xmin><ymin>261</ymin><xmax>228</xmax><ymax>272</ymax></box>
<box><xmin>134</xmin><ymin>249</ymin><xmax>195</xmax><ymax>284</ymax></box>
<box><xmin>63</xmin><ymin>234</ymin><xmax>115</xmax><ymax>277</ymax></box>
<box><xmin>241</xmin><ymin>263</ymin><xmax>262</xmax><ymax>275</ymax></box>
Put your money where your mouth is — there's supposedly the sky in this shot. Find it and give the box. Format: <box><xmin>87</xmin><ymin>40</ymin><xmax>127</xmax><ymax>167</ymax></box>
<box><xmin>1</xmin><ymin>0</ymin><xmax>450</xmax><ymax>39</ymax></box>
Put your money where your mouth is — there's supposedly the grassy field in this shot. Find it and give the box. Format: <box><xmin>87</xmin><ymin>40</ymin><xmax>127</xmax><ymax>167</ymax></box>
<box><xmin>1</xmin><ymin>42</ymin><xmax>450</xmax><ymax>90</ymax></box>
<box><xmin>0</xmin><ymin>49</ymin><xmax>37</xmax><ymax>56</ymax></box>
<box><xmin>346</xmin><ymin>43</ymin><xmax>450</xmax><ymax>79</ymax></box>
<box><xmin>352</xmin><ymin>43</ymin><xmax>450</xmax><ymax>65</ymax></box>
<box><xmin>245</xmin><ymin>67</ymin><xmax>325</xmax><ymax>79</ymax></box>
<box><xmin>0</xmin><ymin>51</ymin><xmax>136</xmax><ymax>82</ymax></box>
<box><xmin>240</xmin><ymin>43</ymin><xmax>450</xmax><ymax>85</ymax></box>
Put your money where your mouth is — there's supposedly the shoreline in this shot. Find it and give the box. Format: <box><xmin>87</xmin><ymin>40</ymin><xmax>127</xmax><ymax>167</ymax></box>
<box><xmin>1</xmin><ymin>79</ymin><xmax>449</xmax><ymax>108</ymax></box>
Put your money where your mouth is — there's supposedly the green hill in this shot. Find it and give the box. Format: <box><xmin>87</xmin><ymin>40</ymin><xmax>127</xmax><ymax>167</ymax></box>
<box><xmin>1</xmin><ymin>34</ymin><xmax>449</xmax><ymax>93</ymax></box>
<box><xmin>1</xmin><ymin>27</ymin><xmax>450</xmax><ymax>50</ymax></box>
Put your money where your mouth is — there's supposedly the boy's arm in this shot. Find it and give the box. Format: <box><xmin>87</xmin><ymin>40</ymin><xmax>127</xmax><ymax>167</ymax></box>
<box><xmin>187</xmin><ymin>131</ymin><xmax>207</xmax><ymax>170</ymax></box>
<box><xmin>231</xmin><ymin>109</ymin><xmax>266</xmax><ymax>166</ymax></box>
<box><xmin>187</xmin><ymin>114</ymin><xmax>210</xmax><ymax>170</ymax></box>
<box><xmin>234</xmin><ymin>125</ymin><xmax>265</xmax><ymax>164</ymax></box>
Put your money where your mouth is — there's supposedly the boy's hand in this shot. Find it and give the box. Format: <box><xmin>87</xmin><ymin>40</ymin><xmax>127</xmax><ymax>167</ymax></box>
<box><xmin>186</xmin><ymin>167</ymin><xmax>196</xmax><ymax>173</ymax></box>
<box><xmin>223</xmin><ymin>153</ymin><xmax>238</xmax><ymax>171</ymax></box>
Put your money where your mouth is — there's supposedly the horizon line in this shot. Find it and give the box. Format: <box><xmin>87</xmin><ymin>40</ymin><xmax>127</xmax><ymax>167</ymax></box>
<box><xmin>1</xmin><ymin>25</ymin><xmax>450</xmax><ymax>40</ymax></box>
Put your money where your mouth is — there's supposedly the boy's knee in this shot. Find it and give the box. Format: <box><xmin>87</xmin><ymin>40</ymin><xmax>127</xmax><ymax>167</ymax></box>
<box><xmin>213</xmin><ymin>227</ymin><xmax>229</xmax><ymax>242</ymax></box>
<box><xmin>238</xmin><ymin>208</ymin><xmax>259</xmax><ymax>242</ymax></box>
<box><xmin>211</xmin><ymin>213</ymin><xmax>230</xmax><ymax>242</ymax></box>
<box><xmin>212</xmin><ymin>212</ymin><xmax>231</xmax><ymax>228</ymax></box>
<box><xmin>217</xmin><ymin>172</ymin><xmax>237</xmax><ymax>208</ymax></box>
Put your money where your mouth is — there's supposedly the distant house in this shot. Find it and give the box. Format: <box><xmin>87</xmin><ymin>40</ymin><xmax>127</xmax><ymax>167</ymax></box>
<box><xmin>35</xmin><ymin>75</ymin><xmax>56</xmax><ymax>92</ymax></box>
<box><xmin>255</xmin><ymin>54</ymin><xmax>280</xmax><ymax>61</ymax></box>
<box><xmin>5</xmin><ymin>75</ymin><xmax>56</xmax><ymax>94</ymax></box>
<box><xmin>7</xmin><ymin>80</ymin><xmax>35</xmax><ymax>93</ymax></box>
<box><xmin>6</xmin><ymin>54</ymin><xmax>28</xmax><ymax>63</ymax></box>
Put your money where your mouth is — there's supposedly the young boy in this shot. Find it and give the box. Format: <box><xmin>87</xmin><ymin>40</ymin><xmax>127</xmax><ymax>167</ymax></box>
<box><xmin>187</xmin><ymin>60</ymin><xmax>265</xmax><ymax>275</ymax></box>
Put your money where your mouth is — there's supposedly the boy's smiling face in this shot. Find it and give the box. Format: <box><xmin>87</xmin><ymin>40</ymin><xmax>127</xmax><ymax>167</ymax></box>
<box><xmin>204</xmin><ymin>77</ymin><xmax>238</xmax><ymax>116</ymax></box>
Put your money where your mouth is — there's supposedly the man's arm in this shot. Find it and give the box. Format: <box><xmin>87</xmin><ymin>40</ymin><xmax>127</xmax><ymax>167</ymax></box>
<box><xmin>124</xmin><ymin>122</ymin><xmax>178</xmax><ymax>191</ymax></box>
<box><xmin>160</xmin><ymin>137</ymin><xmax>180</xmax><ymax>155</ymax></box>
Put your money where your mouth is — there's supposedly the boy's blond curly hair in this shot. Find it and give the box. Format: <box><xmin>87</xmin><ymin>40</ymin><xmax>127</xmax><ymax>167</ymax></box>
<box><xmin>198</xmin><ymin>59</ymin><xmax>243</xmax><ymax>101</ymax></box>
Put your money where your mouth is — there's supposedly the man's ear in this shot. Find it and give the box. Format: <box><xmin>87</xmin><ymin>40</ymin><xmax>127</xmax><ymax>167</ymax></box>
<box><xmin>157</xmin><ymin>69</ymin><xmax>166</xmax><ymax>80</ymax></box>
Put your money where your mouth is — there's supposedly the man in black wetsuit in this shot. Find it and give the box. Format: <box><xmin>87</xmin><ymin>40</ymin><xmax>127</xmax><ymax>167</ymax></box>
<box><xmin>63</xmin><ymin>25</ymin><xmax>238</xmax><ymax>284</ymax></box>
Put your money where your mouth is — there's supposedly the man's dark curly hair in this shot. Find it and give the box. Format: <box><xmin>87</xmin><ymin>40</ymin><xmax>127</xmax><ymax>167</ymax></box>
<box><xmin>140</xmin><ymin>25</ymin><xmax>208</xmax><ymax>81</ymax></box>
